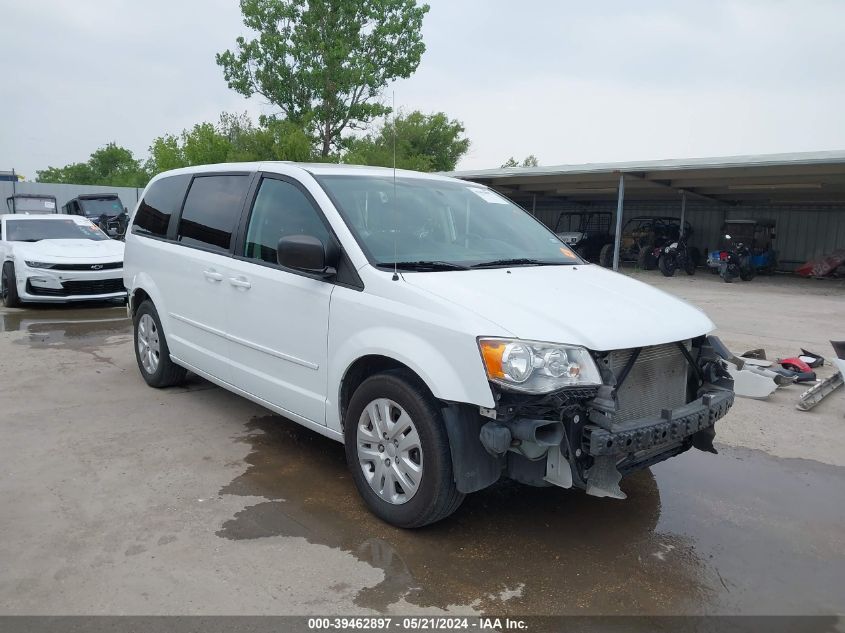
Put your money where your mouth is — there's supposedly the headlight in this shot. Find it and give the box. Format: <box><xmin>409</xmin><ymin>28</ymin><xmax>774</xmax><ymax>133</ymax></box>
<box><xmin>25</xmin><ymin>261</ymin><xmax>56</xmax><ymax>269</ymax></box>
<box><xmin>478</xmin><ymin>338</ymin><xmax>602</xmax><ymax>394</ymax></box>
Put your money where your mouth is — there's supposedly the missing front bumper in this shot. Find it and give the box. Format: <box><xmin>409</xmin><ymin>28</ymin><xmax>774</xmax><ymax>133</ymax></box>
<box><xmin>579</xmin><ymin>389</ymin><xmax>734</xmax><ymax>498</ymax></box>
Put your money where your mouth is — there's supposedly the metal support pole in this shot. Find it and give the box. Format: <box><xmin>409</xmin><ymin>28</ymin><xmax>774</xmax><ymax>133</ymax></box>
<box><xmin>612</xmin><ymin>174</ymin><xmax>625</xmax><ymax>271</ymax></box>
<box><xmin>532</xmin><ymin>193</ymin><xmax>536</xmax><ymax>216</ymax></box>
<box><xmin>679</xmin><ymin>191</ymin><xmax>686</xmax><ymax>239</ymax></box>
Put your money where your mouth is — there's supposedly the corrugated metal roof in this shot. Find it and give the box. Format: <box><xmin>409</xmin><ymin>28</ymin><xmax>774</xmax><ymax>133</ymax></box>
<box><xmin>450</xmin><ymin>150</ymin><xmax>845</xmax><ymax>205</ymax></box>
<box><xmin>449</xmin><ymin>150</ymin><xmax>845</xmax><ymax>180</ymax></box>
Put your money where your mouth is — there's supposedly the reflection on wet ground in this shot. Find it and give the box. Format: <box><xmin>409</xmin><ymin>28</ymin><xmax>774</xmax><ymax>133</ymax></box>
<box><xmin>219</xmin><ymin>416</ymin><xmax>845</xmax><ymax>615</ymax></box>
<box><xmin>1</xmin><ymin>304</ymin><xmax>130</xmax><ymax>349</ymax></box>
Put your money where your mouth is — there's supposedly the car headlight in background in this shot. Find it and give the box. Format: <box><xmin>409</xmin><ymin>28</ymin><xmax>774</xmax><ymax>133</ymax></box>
<box><xmin>478</xmin><ymin>338</ymin><xmax>602</xmax><ymax>393</ymax></box>
<box><xmin>24</xmin><ymin>261</ymin><xmax>56</xmax><ymax>269</ymax></box>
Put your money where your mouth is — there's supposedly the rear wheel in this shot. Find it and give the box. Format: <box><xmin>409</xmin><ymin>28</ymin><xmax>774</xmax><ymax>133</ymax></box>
<box><xmin>684</xmin><ymin>253</ymin><xmax>696</xmax><ymax>275</ymax></box>
<box><xmin>133</xmin><ymin>300</ymin><xmax>187</xmax><ymax>388</ymax></box>
<box><xmin>344</xmin><ymin>370</ymin><xmax>464</xmax><ymax>528</ymax></box>
<box><xmin>1</xmin><ymin>262</ymin><xmax>21</xmax><ymax>308</ymax></box>
<box><xmin>599</xmin><ymin>243</ymin><xmax>614</xmax><ymax>268</ymax></box>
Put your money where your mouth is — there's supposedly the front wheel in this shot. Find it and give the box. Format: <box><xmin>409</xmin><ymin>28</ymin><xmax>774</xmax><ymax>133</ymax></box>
<box><xmin>1</xmin><ymin>262</ymin><xmax>21</xmax><ymax>308</ymax></box>
<box><xmin>344</xmin><ymin>370</ymin><xmax>464</xmax><ymax>528</ymax></box>
<box><xmin>684</xmin><ymin>254</ymin><xmax>696</xmax><ymax>275</ymax></box>
<box><xmin>658</xmin><ymin>253</ymin><xmax>677</xmax><ymax>277</ymax></box>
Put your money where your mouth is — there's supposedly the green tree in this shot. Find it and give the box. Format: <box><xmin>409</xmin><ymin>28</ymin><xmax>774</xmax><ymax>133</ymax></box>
<box><xmin>501</xmin><ymin>155</ymin><xmax>539</xmax><ymax>168</ymax></box>
<box><xmin>217</xmin><ymin>0</ymin><xmax>430</xmax><ymax>157</ymax></box>
<box><xmin>344</xmin><ymin>110</ymin><xmax>469</xmax><ymax>172</ymax></box>
<box><xmin>36</xmin><ymin>143</ymin><xmax>148</xmax><ymax>186</ymax></box>
<box><xmin>146</xmin><ymin>113</ymin><xmax>316</xmax><ymax>176</ymax></box>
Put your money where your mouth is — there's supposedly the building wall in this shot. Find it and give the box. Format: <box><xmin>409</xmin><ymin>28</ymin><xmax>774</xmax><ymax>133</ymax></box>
<box><xmin>523</xmin><ymin>197</ymin><xmax>845</xmax><ymax>270</ymax></box>
<box><xmin>1</xmin><ymin>181</ymin><xmax>143</xmax><ymax>214</ymax></box>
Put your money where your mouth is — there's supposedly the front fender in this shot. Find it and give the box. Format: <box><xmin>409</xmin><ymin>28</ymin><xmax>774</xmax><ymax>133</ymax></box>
<box><xmin>327</xmin><ymin>326</ymin><xmax>495</xmax><ymax>431</ymax></box>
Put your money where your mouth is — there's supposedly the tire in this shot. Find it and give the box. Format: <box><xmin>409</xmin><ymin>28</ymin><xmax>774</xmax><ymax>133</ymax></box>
<box><xmin>1</xmin><ymin>262</ymin><xmax>22</xmax><ymax>308</ymax></box>
<box><xmin>133</xmin><ymin>299</ymin><xmax>187</xmax><ymax>388</ymax></box>
<box><xmin>658</xmin><ymin>253</ymin><xmax>677</xmax><ymax>277</ymax></box>
<box><xmin>599</xmin><ymin>243</ymin><xmax>614</xmax><ymax>268</ymax></box>
<box><xmin>684</xmin><ymin>254</ymin><xmax>696</xmax><ymax>275</ymax></box>
<box><xmin>740</xmin><ymin>267</ymin><xmax>756</xmax><ymax>282</ymax></box>
<box><xmin>344</xmin><ymin>369</ymin><xmax>464</xmax><ymax>528</ymax></box>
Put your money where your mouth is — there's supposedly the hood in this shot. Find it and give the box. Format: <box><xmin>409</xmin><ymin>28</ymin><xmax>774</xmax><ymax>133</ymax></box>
<box><xmin>13</xmin><ymin>239</ymin><xmax>124</xmax><ymax>261</ymax></box>
<box><xmin>402</xmin><ymin>264</ymin><xmax>714</xmax><ymax>351</ymax></box>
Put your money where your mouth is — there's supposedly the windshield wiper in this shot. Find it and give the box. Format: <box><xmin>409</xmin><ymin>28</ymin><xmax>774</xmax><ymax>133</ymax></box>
<box><xmin>470</xmin><ymin>258</ymin><xmax>557</xmax><ymax>268</ymax></box>
<box><xmin>376</xmin><ymin>260</ymin><xmax>470</xmax><ymax>271</ymax></box>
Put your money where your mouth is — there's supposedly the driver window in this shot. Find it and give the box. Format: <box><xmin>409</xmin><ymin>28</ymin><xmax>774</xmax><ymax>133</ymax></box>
<box><xmin>244</xmin><ymin>178</ymin><xmax>331</xmax><ymax>264</ymax></box>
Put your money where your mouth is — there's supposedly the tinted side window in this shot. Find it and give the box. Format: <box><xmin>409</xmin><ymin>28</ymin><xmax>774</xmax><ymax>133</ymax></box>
<box><xmin>177</xmin><ymin>175</ymin><xmax>250</xmax><ymax>252</ymax></box>
<box><xmin>243</xmin><ymin>178</ymin><xmax>332</xmax><ymax>264</ymax></box>
<box><xmin>133</xmin><ymin>175</ymin><xmax>191</xmax><ymax>238</ymax></box>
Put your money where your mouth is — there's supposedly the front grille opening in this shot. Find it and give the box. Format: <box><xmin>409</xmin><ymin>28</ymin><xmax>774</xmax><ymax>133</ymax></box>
<box><xmin>604</xmin><ymin>341</ymin><xmax>690</xmax><ymax>423</ymax></box>
<box><xmin>27</xmin><ymin>278</ymin><xmax>125</xmax><ymax>297</ymax></box>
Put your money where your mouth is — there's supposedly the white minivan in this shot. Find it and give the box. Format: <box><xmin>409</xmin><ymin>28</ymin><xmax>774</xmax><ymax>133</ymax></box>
<box><xmin>124</xmin><ymin>163</ymin><xmax>735</xmax><ymax>527</ymax></box>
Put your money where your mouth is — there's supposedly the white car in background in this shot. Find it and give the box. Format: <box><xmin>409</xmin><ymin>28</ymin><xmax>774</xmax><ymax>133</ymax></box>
<box><xmin>0</xmin><ymin>214</ymin><xmax>126</xmax><ymax>306</ymax></box>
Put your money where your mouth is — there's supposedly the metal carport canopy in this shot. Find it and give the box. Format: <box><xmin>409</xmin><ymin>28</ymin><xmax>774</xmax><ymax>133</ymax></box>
<box><xmin>450</xmin><ymin>150</ymin><xmax>845</xmax><ymax>270</ymax></box>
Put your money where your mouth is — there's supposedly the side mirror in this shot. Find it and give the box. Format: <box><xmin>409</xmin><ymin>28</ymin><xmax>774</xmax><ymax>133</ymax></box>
<box><xmin>277</xmin><ymin>235</ymin><xmax>338</xmax><ymax>275</ymax></box>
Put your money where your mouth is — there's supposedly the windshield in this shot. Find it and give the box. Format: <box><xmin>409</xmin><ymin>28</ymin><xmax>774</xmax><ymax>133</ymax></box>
<box><xmin>79</xmin><ymin>197</ymin><xmax>124</xmax><ymax>217</ymax></box>
<box><xmin>5</xmin><ymin>218</ymin><xmax>110</xmax><ymax>242</ymax></box>
<box><xmin>317</xmin><ymin>176</ymin><xmax>582</xmax><ymax>268</ymax></box>
<box><xmin>7</xmin><ymin>197</ymin><xmax>58</xmax><ymax>214</ymax></box>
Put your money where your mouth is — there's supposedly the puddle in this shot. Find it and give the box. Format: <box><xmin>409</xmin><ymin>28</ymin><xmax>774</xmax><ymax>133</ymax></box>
<box><xmin>218</xmin><ymin>416</ymin><xmax>845</xmax><ymax>615</ymax></box>
<box><xmin>1</xmin><ymin>304</ymin><xmax>130</xmax><ymax>350</ymax></box>
<box><xmin>218</xmin><ymin>417</ymin><xmax>706</xmax><ymax>614</ymax></box>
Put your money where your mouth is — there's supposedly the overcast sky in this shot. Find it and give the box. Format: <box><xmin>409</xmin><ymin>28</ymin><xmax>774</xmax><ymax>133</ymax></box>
<box><xmin>2</xmin><ymin>0</ymin><xmax>844</xmax><ymax>179</ymax></box>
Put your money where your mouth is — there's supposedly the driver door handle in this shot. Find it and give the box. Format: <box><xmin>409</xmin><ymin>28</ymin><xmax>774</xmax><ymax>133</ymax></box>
<box><xmin>229</xmin><ymin>276</ymin><xmax>251</xmax><ymax>289</ymax></box>
<box><xmin>203</xmin><ymin>270</ymin><xmax>223</xmax><ymax>282</ymax></box>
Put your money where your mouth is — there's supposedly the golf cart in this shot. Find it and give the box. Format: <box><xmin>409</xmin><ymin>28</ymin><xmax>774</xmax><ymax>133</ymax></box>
<box><xmin>706</xmin><ymin>219</ymin><xmax>777</xmax><ymax>275</ymax></box>
<box><xmin>600</xmin><ymin>216</ymin><xmax>695</xmax><ymax>269</ymax></box>
<box><xmin>63</xmin><ymin>194</ymin><xmax>129</xmax><ymax>239</ymax></box>
<box><xmin>6</xmin><ymin>194</ymin><xmax>59</xmax><ymax>215</ymax></box>
<box><xmin>554</xmin><ymin>211</ymin><xmax>614</xmax><ymax>262</ymax></box>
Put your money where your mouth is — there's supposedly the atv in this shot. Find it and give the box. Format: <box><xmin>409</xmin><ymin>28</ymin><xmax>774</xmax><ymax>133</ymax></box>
<box><xmin>600</xmin><ymin>216</ymin><xmax>696</xmax><ymax>270</ymax></box>
<box><xmin>554</xmin><ymin>211</ymin><xmax>614</xmax><ymax>262</ymax></box>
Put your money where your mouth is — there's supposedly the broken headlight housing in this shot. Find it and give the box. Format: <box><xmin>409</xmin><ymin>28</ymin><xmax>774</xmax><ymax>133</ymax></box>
<box><xmin>478</xmin><ymin>338</ymin><xmax>602</xmax><ymax>394</ymax></box>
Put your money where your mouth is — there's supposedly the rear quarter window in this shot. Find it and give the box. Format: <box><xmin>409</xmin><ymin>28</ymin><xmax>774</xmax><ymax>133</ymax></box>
<box><xmin>132</xmin><ymin>174</ymin><xmax>191</xmax><ymax>238</ymax></box>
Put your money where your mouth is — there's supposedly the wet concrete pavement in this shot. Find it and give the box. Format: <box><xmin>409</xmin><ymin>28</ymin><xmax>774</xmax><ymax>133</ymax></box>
<box><xmin>0</xmin><ymin>290</ymin><xmax>844</xmax><ymax>616</ymax></box>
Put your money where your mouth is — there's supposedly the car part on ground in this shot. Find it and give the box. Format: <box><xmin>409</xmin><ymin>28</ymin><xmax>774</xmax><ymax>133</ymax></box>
<box><xmin>797</xmin><ymin>372</ymin><xmax>843</xmax><ymax>411</ymax></box>
<box><xmin>779</xmin><ymin>357</ymin><xmax>813</xmax><ymax>373</ymax></box>
<box><xmin>796</xmin><ymin>341</ymin><xmax>845</xmax><ymax>412</ymax></box>
<box><xmin>725</xmin><ymin>362</ymin><xmax>779</xmax><ymax>399</ymax></box>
